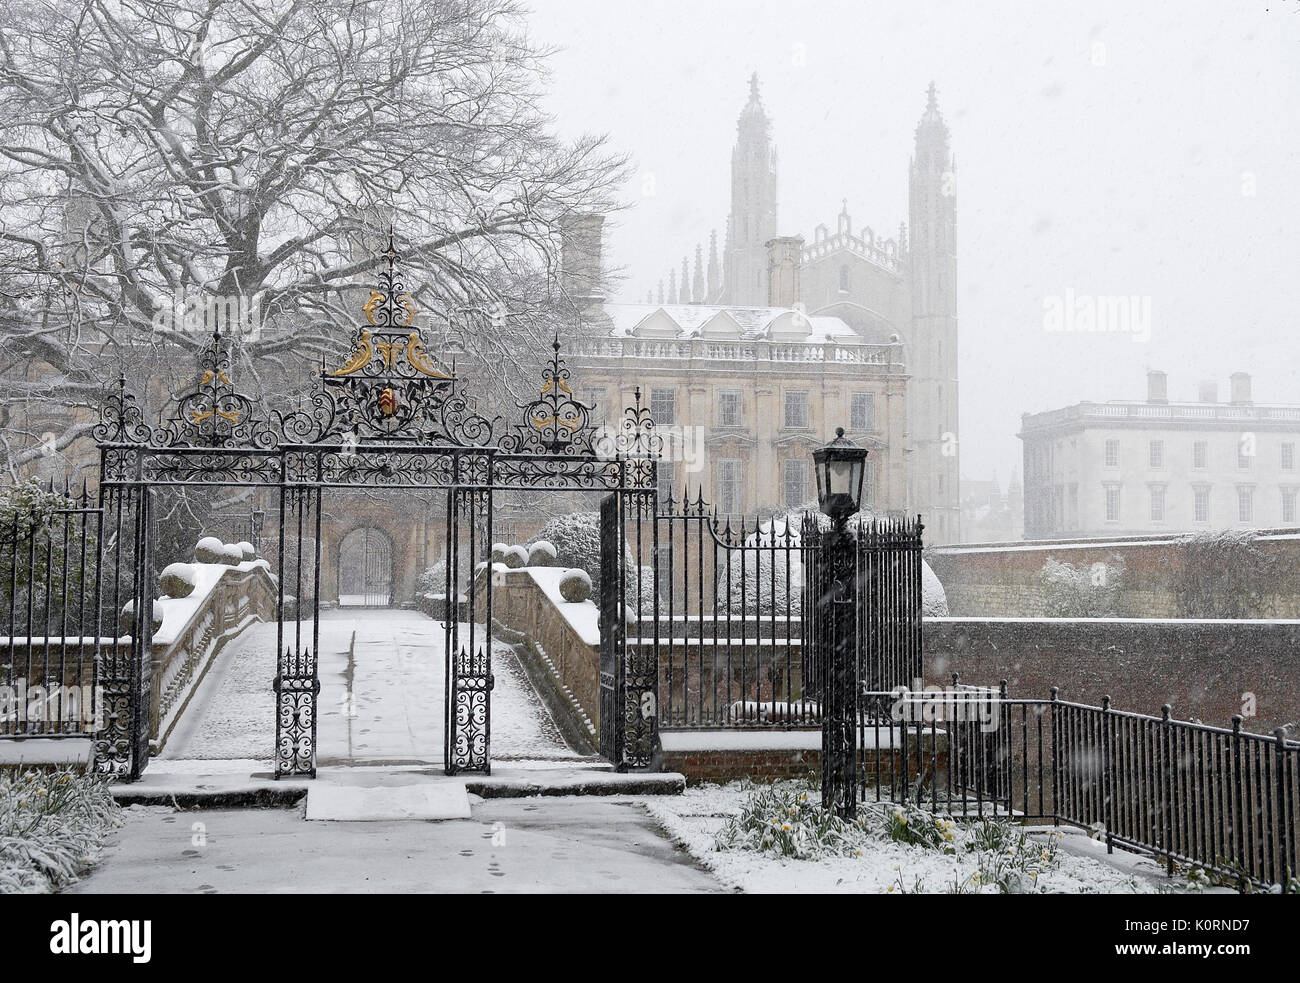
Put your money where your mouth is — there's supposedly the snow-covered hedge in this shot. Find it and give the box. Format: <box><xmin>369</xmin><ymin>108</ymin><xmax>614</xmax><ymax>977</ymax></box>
<box><xmin>415</xmin><ymin>561</ymin><xmax>448</xmax><ymax>597</ymax></box>
<box><xmin>0</xmin><ymin>767</ymin><xmax>122</xmax><ymax>894</ymax></box>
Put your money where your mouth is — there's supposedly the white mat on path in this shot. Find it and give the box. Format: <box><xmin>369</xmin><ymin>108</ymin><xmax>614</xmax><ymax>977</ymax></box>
<box><xmin>305</xmin><ymin>782</ymin><xmax>471</xmax><ymax>821</ymax></box>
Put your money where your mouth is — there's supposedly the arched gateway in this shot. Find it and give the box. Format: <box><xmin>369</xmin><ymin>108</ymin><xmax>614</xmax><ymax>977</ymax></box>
<box><xmin>93</xmin><ymin>237</ymin><xmax>661</xmax><ymax>780</ymax></box>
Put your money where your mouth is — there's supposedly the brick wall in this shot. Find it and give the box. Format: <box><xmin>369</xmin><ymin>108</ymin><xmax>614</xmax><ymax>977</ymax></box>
<box><xmin>662</xmin><ymin>745</ymin><xmax>946</xmax><ymax>785</ymax></box>
<box><xmin>926</xmin><ymin>617</ymin><xmax>1300</xmax><ymax>734</ymax></box>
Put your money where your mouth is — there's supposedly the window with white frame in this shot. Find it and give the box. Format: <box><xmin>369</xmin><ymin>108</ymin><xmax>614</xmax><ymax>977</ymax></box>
<box><xmin>717</xmin><ymin>459</ymin><xmax>743</xmax><ymax>514</ymax></box>
<box><xmin>783</xmin><ymin>459</ymin><xmax>808</xmax><ymax>507</ymax></box>
<box><xmin>1282</xmin><ymin>488</ymin><xmax>1297</xmax><ymax>525</ymax></box>
<box><xmin>1149</xmin><ymin>440</ymin><xmax>1164</xmax><ymax>469</ymax></box>
<box><xmin>650</xmin><ymin>388</ymin><xmax>675</xmax><ymax>425</ymax></box>
<box><xmin>717</xmin><ymin>390</ymin><xmax>743</xmax><ymax>427</ymax></box>
<box><xmin>1237</xmin><ymin>486</ymin><xmax>1254</xmax><ymax>523</ymax></box>
<box><xmin>1194</xmin><ymin>486</ymin><xmax>1210</xmax><ymax>523</ymax></box>
<box><xmin>1283</xmin><ymin>442</ymin><xmax>1296</xmax><ymax>472</ymax></box>
<box><xmin>1193</xmin><ymin>440</ymin><xmax>1208</xmax><ymax>470</ymax></box>
<box><xmin>1104</xmin><ymin>484</ymin><xmax>1121</xmax><ymax>522</ymax></box>
<box><xmin>1104</xmin><ymin>439</ymin><xmax>1120</xmax><ymax>468</ymax></box>
<box><xmin>784</xmin><ymin>390</ymin><xmax>810</xmax><ymax>428</ymax></box>
<box><xmin>851</xmin><ymin>392</ymin><xmax>876</xmax><ymax>431</ymax></box>
<box><xmin>1149</xmin><ymin>485</ymin><xmax>1166</xmax><ymax>522</ymax></box>
<box><xmin>1238</xmin><ymin>443</ymin><xmax>1252</xmax><ymax>470</ymax></box>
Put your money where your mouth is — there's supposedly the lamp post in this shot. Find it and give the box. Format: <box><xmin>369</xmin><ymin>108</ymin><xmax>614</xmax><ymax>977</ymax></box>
<box><xmin>812</xmin><ymin>427</ymin><xmax>868</xmax><ymax>819</ymax></box>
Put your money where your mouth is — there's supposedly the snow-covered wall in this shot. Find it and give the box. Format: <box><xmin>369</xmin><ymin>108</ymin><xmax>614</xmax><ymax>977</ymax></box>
<box><xmin>928</xmin><ymin>530</ymin><xmax>1300</xmax><ymax>618</ymax></box>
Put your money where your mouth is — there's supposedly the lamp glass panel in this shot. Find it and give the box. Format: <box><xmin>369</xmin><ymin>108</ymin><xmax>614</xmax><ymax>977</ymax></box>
<box><xmin>829</xmin><ymin>459</ymin><xmax>853</xmax><ymax>495</ymax></box>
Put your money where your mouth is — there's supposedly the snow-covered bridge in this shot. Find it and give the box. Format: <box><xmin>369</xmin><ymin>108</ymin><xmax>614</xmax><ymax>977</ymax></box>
<box><xmin>161</xmin><ymin>609</ymin><xmax>584</xmax><ymax>767</ymax></box>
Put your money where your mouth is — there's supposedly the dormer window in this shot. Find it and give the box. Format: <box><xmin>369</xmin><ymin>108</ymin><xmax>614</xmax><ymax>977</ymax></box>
<box><xmin>839</xmin><ymin>266</ymin><xmax>850</xmax><ymax>293</ymax></box>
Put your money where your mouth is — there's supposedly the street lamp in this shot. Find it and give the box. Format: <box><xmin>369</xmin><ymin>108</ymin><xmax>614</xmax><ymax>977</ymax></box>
<box><xmin>811</xmin><ymin>427</ymin><xmax>869</xmax><ymax>819</ymax></box>
<box><xmin>812</xmin><ymin>427</ymin><xmax>868</xmax><ymax>528</ymax></box>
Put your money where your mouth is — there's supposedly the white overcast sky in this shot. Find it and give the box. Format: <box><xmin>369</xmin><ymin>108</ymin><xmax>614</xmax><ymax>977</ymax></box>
<box><xmin>526</xmin><ymin>0</ymin><xmax>1300</xmax><ymax>483</ymax></box>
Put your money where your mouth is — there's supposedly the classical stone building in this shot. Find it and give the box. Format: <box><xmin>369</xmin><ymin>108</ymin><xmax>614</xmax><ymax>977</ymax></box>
<box><xmin>641</xmin><ymin>77</ymin><xmax>961</xmax><ymax>541</ymax></box>
<box><xmin>569</xmin><ymin>306</ymin><xmax>909</xmax><ymax>517</ymax></box>
<box><xmin>1019</xmin><ymin>370</ymin><xmax>1300</xmax><ymax>538</ymax></box>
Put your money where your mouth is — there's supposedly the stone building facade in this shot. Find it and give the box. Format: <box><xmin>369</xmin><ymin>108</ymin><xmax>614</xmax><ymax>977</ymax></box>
<box><xmin>1019</xmin><ymin>370</ymin><xmax>1300</xmax><ymax>538</ymax></box>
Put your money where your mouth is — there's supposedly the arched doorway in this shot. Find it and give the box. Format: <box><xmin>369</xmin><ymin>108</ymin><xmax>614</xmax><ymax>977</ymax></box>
<box><xmin>338</xmin><ymin>526</ymin><xmax>394</xmax><ymax>607</ymax></box>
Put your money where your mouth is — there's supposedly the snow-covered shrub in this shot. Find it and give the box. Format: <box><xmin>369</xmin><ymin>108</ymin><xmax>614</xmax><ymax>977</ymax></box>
<box><xmin>1038</xmin><ymin>554</ymin><xmax>1127</xmax><ymax>617</ymax></box>
<box><xmin>527</xmin><ymin>513</ymin><xmax>655</xmax><ymax>610</ymax></box>
<box><xmin>0</xmin><ymin>481</ymin><xmax>98</xmax><ymax>612</ymax></box>
<box><xmin>1172</xmin><ymin>530</ymin><xmax>1276</xmax><ymax>618</ymax></box>
<box><xmin>502</xmin><ymin>545</ymin><xmax>528</xmax><ymax>569</ymax></box>
<box><xmin>713</xmin><ymin>780</ymin><xmax>872</xmax><ymax>860</ymax></box>
<box><xmin>194</xmin><ymin>536</ymin><xmax>224</xmax><ymax>563</ymax></box>
<box><xmin>528</xmin><ymin>513</ymin><xmax>601</xmax><ymax>588</ymax></box>
<box><xmin>558</xmin><ymin>568</ymin><xmax>592</xmax><ymax>603</ymax></box>
<box><xmin>921</xmin><ymin>562</ymin><xmax>948</xmax><ymax>617</ymax></box>
<box><xmin>527</xmin><ymin>540</ymin><xmax>557</xmax><ymax>567</ymax></box>
<box><xmin>415</xmin><ymin>561</ymin><xmax>448</xmax><ymax>597</ymax></box>
<box><xmin>158</xmin><ymin>562</ymin><xmax>197</xmax><ymax>598</ymax></box>
<box><xmin>0</xmin><ymin>766</ymin><xmax>122</xmax><ymax>893</ymax></box>
<box><xmin>236</xmin><ymin>541</ymin><xmax>255</xmax><ymax>561</ymax></box>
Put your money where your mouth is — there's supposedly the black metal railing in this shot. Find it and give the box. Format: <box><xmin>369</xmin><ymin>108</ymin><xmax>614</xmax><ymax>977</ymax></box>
<box><xmin>640</xmin><ymin>492</ymin><xmax>811</xmax><ymax>728</ymax></box>
<box><xmin>859</xmin><ymin>683</ymin><xmax>1300</xmax><ymax>889</ymax></box>
<box><xmin>1</xmin><ymin>482</ymin><xmax>104</xmax><ymax>738</ymax></box>
<box><xmin>642</xmin><ymin>492</ymin><xmax>923</xmax><ymax>730</ymax></box>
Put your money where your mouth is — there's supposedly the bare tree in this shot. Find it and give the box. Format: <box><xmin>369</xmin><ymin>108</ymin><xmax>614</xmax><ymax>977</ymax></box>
<box><xmin>0</xmin><ymin>0</ymin><xmax>629</xmax><ymax>478</ymax></box>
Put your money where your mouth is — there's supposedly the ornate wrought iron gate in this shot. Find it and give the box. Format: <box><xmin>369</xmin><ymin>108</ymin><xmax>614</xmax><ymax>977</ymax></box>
<box><xmin>596</xmin><ymin>489</ymin><xmax>663</xmax><ymax>770</ymax></box>
<box><xmin>89</xmin><ymin>235</ymin><xmax>660</xmax><ymax>780</ymax></box>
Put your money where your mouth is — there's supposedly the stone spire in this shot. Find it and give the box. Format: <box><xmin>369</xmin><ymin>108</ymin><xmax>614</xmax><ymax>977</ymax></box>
<box><xmin>692</xmin><ymin>244</ymin><xmax>705</xmax><ymax>305</ymax></box>
<box><xmin>707</xmin><ymin>230</ymin><xmax>721</xmax><ymax>302</ymax></box>
<box><xmin>657</xmin><ymin>279</ymin><xmax>665</xmax><ymax>305</ymax></box>
<box><xmin>681</xmin><ymin>257</ymin><xmax>691</xmax><ymax>303</ymax></box>
<box><xmin>668</xmin><ymin>268</ymin><xmax>677</xmax><ymax>305</ymax></box>
<box><xmin>908</xmin><ymin>80</ymin><xmax>959</xmax><ymax>543</ymax></box>
<box><xmin>724</xmin><ymin>74</ymin><xmax>778</xmax><ymax>306</ymax></box>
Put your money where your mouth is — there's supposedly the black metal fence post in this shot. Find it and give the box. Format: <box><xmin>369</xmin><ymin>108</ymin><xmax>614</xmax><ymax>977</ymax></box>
<box><xmin>820</xmin><ymin>522</ymin><xmax>857</xmax><ymax>819</ymax></box>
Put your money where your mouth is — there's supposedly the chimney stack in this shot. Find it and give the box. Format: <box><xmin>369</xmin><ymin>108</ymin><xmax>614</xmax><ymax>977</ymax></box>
<box><xmin>766</xmin><ymin>235</ymin><xmax>804</xmax><ymax>308</ymax></box>
<box><xmin>1197</xmin><ymin>379</ymin><xmax>1218</xmax><ymax>403</ymax></box>
<box><xmin>559</xmin><ymin>212</ymin><xmax>605</xmax><ymax>308</ymax></box>
<box><xmin>1146</xmin><ymin>369</ymin><xmax>1168</xmax><ymax>404</ymax></box>
<box><xmin>1230</xmin><ymin>371</ymin><xmax>1253</xmax><ymax>406</ymax></box>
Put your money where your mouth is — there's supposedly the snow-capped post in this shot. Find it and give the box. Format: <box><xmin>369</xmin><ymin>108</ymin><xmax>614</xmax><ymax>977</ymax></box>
<box><xmin>812</xmin><ymin>427</ymin><xmax>869</xmax><ymax>820</ymax></box>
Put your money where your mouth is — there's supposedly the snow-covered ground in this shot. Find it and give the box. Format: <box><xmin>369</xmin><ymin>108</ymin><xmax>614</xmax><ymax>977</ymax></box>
<box><xmin>162</xmin><ymin>609</ymin><xmax>582</xmax><ymax>766</ymax></box>
<box><xmin>644</xmin><ymin>781</ymin><xmax>1191</xmax><ymax>894</ymax></box>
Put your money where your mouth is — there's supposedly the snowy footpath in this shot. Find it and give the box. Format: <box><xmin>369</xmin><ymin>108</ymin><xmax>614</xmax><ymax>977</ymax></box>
<box><xmin>67</xmin><ymin>798</ymin><xmax>722</xmax><ymax>894</ymax></box>
<box><xmin>162</xmin><ymin>608</ymin><xmax>582</xmax><ymax>766</ymax></box>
